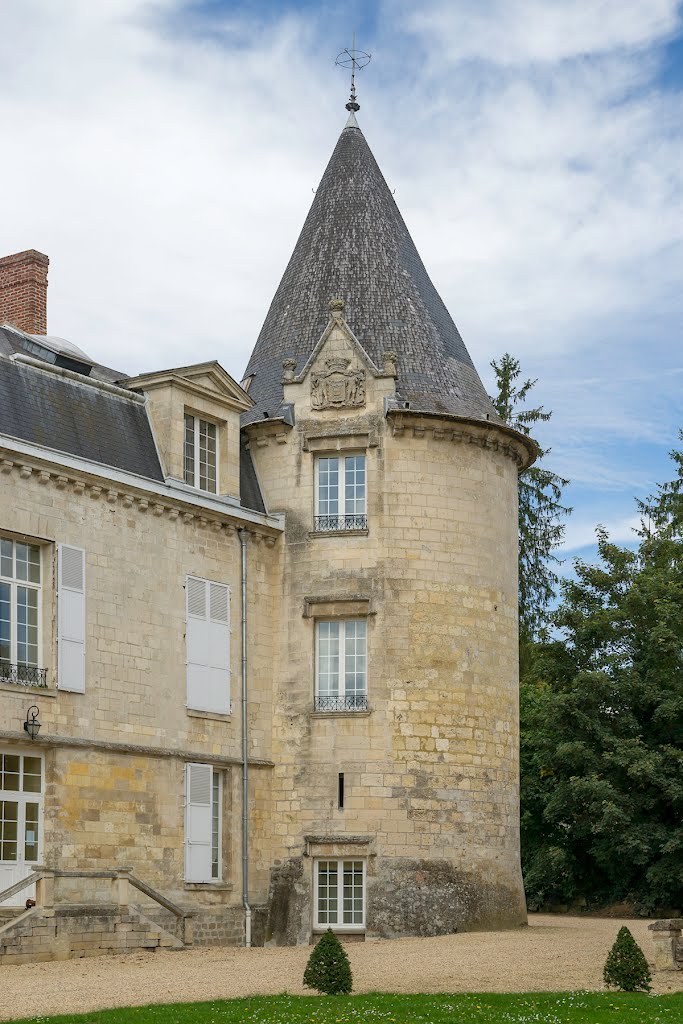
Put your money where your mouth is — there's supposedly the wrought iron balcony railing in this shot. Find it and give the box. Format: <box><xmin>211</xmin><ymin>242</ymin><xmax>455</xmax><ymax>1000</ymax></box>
<box><xmin>0</xmin><ymin>661</ymin><xmax>48</xmax><ymax>688</ymax></box>
<box><xmin>314</xmin><ymin>515</ymin><xmax>368</xmax><ymax>532</ymax></box>
<box><xmin>315</xmin><ymin>694</ymin><xmax>369</xmax><ymax>712</ymax></box>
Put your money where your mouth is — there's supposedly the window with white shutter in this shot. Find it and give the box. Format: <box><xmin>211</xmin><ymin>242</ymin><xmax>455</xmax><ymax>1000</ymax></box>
<box><xmin>184</xmin><ymin>763</ymin><xmax>222</xmax><ymax>882</ymax></box>
<box><xmin>57</xmin><ymin>545</ymin><xmax>86</xmax><ymax>693</ymax></box>
<box><xmin>186</xmin><ymin>576</ymin><xmax>230</xmax><ymax>714</ymax></box>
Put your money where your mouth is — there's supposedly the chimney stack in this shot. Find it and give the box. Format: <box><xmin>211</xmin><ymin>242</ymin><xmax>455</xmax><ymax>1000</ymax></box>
<box><xmin>0</xmin><ymin>250</ymin><xmax>49</xmax><ymax>334</ymax></box>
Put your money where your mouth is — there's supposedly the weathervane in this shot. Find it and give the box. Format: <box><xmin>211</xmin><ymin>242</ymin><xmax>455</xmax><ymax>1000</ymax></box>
<box><xmin>335</xmin><ymin>33</ymin><xmax>371</xmax><ymax>113</ymax></box>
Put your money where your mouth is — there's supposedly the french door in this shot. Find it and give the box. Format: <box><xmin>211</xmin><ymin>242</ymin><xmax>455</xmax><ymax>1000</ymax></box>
<box><xmin>0</xmin><ymin>752</ymin><xmax>42</xmax><ymax>908</ymax></box>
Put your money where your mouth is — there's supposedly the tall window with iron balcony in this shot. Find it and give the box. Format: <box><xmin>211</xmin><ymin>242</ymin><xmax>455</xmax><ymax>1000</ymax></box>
<box><xmin>0</xmin><ymin>539</ymin><xmax>47</xmax><ymax>688</ymax></box>
<box><xmin>314</xmin><ymin>454</ymin><xmax>366</xmax><ymax>532</ymax></box>
<box><xmin>315</xmin><ymin>619</ymin><xmax>368</xmax><ymax>712</ymax></box>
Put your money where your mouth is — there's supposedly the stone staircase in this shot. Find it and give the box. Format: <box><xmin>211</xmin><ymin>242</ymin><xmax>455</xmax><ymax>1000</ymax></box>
<box><xmin>0</xmin><ymin>903</ymin><xmax>184</xmax><ymax>964</ymax></box>
<box><xmin>0</xmin><ymin>868</ymin><xmax>192</xmax><ymax>964</ymax></box>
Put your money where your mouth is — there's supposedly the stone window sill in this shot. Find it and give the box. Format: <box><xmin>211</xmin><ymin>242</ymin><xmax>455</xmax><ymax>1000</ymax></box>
<box><xmin>312</xmin><ymin>928</ymin><xmax>366</xmax><ymax>937</ymax></box>
<box><xmin>310</xmin><ymin>710</ymin><xmax>371</xmax><ymax>719</ymax></box>
<box><xmin>0</xmin><ymin>681</ymin><xmax>57</xmax><ymax>698</ymax></box>
<box><xmin>186</xmin><ymin>708</ymin><xmax>232</xmax><ymax>722</ymax></box>
<box><xmin>308</xmin><ymin>529</ymin><xmax>369</xmax><ymax>539</ymax></box>
<box><xmin>184</xmin><ymin>881</ymin><xmax>233</xmax><ymax>891</ymax></box>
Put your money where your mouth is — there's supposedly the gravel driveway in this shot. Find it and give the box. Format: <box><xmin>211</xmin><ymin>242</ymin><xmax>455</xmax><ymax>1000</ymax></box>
<box><xmin>0</xmin><ymin>915</ymin><xmax>681</xmax><ymax>1021</ymax></box>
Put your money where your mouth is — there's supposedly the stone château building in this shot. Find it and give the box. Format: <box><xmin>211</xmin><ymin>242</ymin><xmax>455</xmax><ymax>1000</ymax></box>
<box><xmin>0</xmin><ymin>104</ymin><xmax>534</xmax><ymax>962</ymax></box>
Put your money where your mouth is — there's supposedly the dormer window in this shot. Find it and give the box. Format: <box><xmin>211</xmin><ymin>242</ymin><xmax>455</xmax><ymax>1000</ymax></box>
<box><xmin>184</xmin><ymin>414</ymin><xmax>218</xmax><ymax>493</ymax></box>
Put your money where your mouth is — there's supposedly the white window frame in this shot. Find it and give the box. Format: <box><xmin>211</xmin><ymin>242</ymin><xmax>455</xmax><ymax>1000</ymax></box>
<box><xmin>314</xmin><ymin>453</ymin><xmax>366</xmax><ymax>530</ymax></box>
<box><xmin>184</xmin><ymin>413</ymin><xmax>219</xmax><ymax>493</ymax></box>
<box><xmin>0</xmin><ymin>539</ymin><xmax>43</xmax><ymax>680</ymax></box>
<box><xmin>314</xmin><ymin>619</ymin><xmax>367</xmax><ymax>711</ymax></box>
<box><xmin>210</xmin><ymin>769</ymin><xmax>222</xmax><ymax>882</ymax></box>
<box><xmin>314</xmin><ymin>857</ymin><xmax>366</xmax><ymax>931</ymax></box>
<box><xmin>0</xmin><ymin>750</ymin><xmax>44</xmax><ymax>869</ymax></box>
<box><xmin>184</xmin><ymin>763</ymin><xmax>223</xmax><ymax>883</ymax></box>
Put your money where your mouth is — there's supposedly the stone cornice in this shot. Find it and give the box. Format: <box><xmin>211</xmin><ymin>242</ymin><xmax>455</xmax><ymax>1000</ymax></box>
<box><xmin>0</xmin><ymin>729</ymin><xmax>274</xmax><ymax>769</ymax></box>
<box><xmin>125</xmin><ymin>367</ymin><xmax>253</xmax><ymax>413</ymax></box>
<box><xmin>0</xmin><ymin>434</ymin><xmax>283</xmax><ymax>540</ymax></box>
<box><xmin>386</xmin><ymin>410</ymin><xmax>537</xmax><ymax>469</ymax></box>
<box><xmin>244</xmin><ymin>419</ymin><xmax>293</xmax><ymax>448</ymax></box>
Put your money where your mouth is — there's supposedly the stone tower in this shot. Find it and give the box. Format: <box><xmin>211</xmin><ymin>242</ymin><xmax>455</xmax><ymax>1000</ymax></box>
<box><xmin>243</xmin><ymin>108</ymin><xmax>535</xmax><ymax>943</ymax></box>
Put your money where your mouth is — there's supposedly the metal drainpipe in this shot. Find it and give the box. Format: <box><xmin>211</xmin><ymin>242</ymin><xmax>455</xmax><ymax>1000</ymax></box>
<box><xmin>238</xmin><ymin>528</ymin><xmax>252</xmax><ymax>947</ymax></box>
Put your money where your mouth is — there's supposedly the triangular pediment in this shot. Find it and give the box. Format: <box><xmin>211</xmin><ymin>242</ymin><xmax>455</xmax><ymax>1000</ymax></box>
<box><xmin>126</xmin><ymin>361</ymin><xmax>253</xmax><ymax>411</ymax></box>
<box><xmin>295</xmin><ymin>315</ymin><xmax>382</xmax><ymax>385</ymax></box>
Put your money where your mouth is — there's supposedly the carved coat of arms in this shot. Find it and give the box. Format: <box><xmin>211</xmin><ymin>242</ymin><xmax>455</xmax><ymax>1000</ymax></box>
<box><xmin>311</xmin><ymin>358</ymin><xmax>366</xmax><ymax>410</ymax></box>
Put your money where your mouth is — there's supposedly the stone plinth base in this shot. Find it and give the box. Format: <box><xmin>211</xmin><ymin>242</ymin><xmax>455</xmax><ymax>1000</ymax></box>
<box><xmin>649</xmin><ymin>919</ymin><xmax>683</xmax><ymax>971</ymax></box>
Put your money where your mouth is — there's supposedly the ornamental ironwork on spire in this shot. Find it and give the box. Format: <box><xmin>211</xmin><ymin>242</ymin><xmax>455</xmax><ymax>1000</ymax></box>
<box><xmin>335</xmin><ymin>35</ymin><xmax>371</xmax><ymax>114</ymax></box>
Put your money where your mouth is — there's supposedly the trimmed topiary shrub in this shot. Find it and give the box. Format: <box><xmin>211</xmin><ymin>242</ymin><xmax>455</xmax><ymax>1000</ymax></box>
<box><xmin>303</xmin><ymin>928</ymin><xmax>353</xmax><ymax>995</ymax></box>
<box><xmin>603</xmin><ymin>926</ymin><xmax>652</xmax><ymax>992</ymax></box>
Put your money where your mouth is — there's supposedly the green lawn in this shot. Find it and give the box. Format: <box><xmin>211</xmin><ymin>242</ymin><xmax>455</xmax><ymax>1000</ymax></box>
<box><xmin>7</xmin><ymin>992</ymin><xmax>683</xmax><ymax>1024</ymax></box>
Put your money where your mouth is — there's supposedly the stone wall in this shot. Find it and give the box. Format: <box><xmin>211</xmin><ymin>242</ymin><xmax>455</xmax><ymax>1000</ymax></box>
<box><xmin>0</xmin><ymin>309</ymin><xmax>530</xmax><ymax>954</ymax></box>
<box><xmin>0</xmin><ymin>444</ymin><xmax>281</xmax><ymax>917</ymax></box>
<box><xmin>252</xmin><ymin>316</ymin><xmax>528</xmax><ymax>943</ymax></box>
<box><xmin>0</xmin><ymin>905</ymin><xmax>183</xmax><ymax>964</ymax></box>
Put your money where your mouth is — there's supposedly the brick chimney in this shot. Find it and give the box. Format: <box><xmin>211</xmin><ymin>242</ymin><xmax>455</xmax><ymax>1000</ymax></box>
<box><xmin>0</xmin><ymin>250</ymin><xmax>49</xmax><ymax>334</ymax></box>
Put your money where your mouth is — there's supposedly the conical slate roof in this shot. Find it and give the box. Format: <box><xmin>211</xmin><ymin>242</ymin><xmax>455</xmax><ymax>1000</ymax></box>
<box><xmin>242</xmin><ymin>115</ymin><xmax>497</xmax><ymax>426</ymax></box>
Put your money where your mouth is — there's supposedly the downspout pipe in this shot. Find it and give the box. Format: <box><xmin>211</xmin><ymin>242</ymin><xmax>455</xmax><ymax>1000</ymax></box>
<box><xmin>238</xmin><ymin>528</ymin><xmax>252</xmax><ymax>947</ymax></box>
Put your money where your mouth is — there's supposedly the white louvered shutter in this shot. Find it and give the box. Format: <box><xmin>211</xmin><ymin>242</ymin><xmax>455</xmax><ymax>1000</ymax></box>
<box><xmin>57</xmin><ymin>544</ymin><xmax>86</xmax><ymax>692</ymax></box>
<box><xmin>186</xmin><ymin>577</ymin><xmax>230</xmax><ymax>713</ymax></box>
<box><xmin>184</xmin><ymin>763</ymin><xmax>212</xmax><ymax>882</ymax></box>
<box><xmin>207</xmin><ymin>582</ymin><xmax>230</xmax><ymax>712</ymax></box>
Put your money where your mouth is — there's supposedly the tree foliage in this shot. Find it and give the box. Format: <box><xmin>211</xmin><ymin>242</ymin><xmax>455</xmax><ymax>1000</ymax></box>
<box><xmin>521</xmin><ymin>435</ymin><xmax>683</xmax><ymax>911</ymax></box>
<box><xmin>603</xmin><ymin>926</ymin><xmax>652</xmax><ymax>992</ymax></box>
<box><xmin>303</xmin><ymin>929</ymin><xmax>353</xmax><ymax>995</ymax></box>
<box><xmin>490</xmin><ymin>354</ymin><xmax>571</xmax><ymax>641</ymax></box>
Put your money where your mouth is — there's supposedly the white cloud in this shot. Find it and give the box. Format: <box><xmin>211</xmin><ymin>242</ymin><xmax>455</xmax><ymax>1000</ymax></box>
<box><xmin>0</xmin><ymin>0</ymin><xmax>681</xmax><ymax>516</ymax></box>
<box><xmin>561</xmin><ymin>513</ymin><xmax>641</xmax><ymax>552</ymax></box>
<box><xmin>401</xmin><ymin>0</ymin><xmax>679</xmax><ymax>65</ymax></box>
<box><xmin>0</xmin><ymin>0</ymin><xmax>336</xmax><ymax>376</ymax></box>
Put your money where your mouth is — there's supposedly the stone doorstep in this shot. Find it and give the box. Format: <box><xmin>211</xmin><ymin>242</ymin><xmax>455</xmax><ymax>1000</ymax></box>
<box><xmin>52</xmin><ymin>904</ymin><xmax>122</xmax><ymax>918</ymax></box>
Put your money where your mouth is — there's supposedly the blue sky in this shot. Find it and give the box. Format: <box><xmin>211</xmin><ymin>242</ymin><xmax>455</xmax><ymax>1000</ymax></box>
<box><xmin>1</xmin><ymin>0</ymin><xmax>682</xmax><ymax>574</ymax></box>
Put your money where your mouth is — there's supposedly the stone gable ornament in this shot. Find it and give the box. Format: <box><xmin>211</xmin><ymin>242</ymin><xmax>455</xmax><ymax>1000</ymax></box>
<box><xmin>311</xmin><ymin>357</ymin><xmax>365</xmax><ymax>410</ymax></box>
<box><xmin>282</xmin><ymin>358</ymin><xmax>298</xmax><ymax>382</ymax></box>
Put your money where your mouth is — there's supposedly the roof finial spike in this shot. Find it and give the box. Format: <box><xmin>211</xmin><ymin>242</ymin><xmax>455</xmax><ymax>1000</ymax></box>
<box><xmin>335</xmin><ymin>34</ymin><xmax>371</xmax><ymax>115</ymax></box>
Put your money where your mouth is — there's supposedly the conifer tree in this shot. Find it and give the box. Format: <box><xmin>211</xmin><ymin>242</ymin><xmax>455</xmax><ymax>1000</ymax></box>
<box><xmin>303</xmin><ymin>928</ymin><xmax>353</xmax><ymax>995</ymax></box>
<box><xmin>520</xmin><ymin>438</ymin><xmax>683</xmax><ymax>911</ymax></box>
<box><xmin>490</xmin><ymin>354</ymin><xmax>571</xmax><ymax>642</ymax></box>
<box><xmin>603</xmin><ymin>926</ymin><xmax>652</xmax><ymax>992</ymax></box>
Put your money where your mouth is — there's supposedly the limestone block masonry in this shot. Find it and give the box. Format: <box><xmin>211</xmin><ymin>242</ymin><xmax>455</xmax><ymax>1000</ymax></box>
<box><xmin>248</xmin><ymin>317</ymin><xmax>530</xmax><ymax>943</ymax></box>
<box><xmin>0</xmin><ymin>442</ymin><xmax>280</xmax><ymax>958</ymax></box>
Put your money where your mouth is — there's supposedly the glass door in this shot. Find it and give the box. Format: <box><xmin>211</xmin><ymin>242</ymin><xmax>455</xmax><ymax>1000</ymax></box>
<box><xmin>0</xmin><ymin>752</ymin><xmax>42</xmax><ymax>908</ymax></box>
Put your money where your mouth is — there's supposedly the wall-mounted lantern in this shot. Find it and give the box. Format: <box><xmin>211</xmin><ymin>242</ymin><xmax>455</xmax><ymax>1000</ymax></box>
<box><xmin>23</xmin><ymin>705</ymin><xmax>41</xmax><ymax>741</ymax></box>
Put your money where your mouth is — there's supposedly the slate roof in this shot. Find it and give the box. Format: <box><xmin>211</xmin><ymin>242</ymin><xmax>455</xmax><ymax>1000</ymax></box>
<box><xmin>239</xmin><ymin>434</ymin><xmax>266</xmax><ymax>514</ymax></box>
<box><xmin>242</xmin><ymin>116</ymin><xmax>498</xmax><ymax>426</ymax></box>
<box><xmin>0</xmin><ymin>324</ymin><xmax>268</xmax><ymax>509</ymax></box>
<box><xmin>0</xmin><ymin>354</ymin><xmax>164</xmax><ymax>480</ymax></box>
